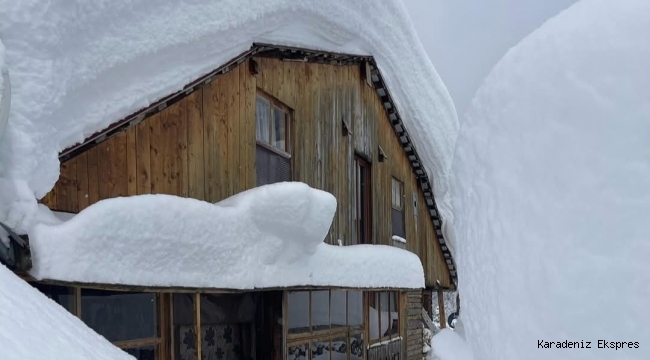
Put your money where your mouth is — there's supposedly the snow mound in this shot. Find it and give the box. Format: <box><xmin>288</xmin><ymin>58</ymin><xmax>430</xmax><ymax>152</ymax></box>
<box><xmin>29</xmin><ymin>182</ymin><xmax>425</xmax><ymax>289</ymax></box>
<box><xmin>452</xmin><ymin>0</ymin><xmax>650</xmax><ymax>359</ymax></box>
<box><xmin>428</xmin><ymin>329</ymin><xmax>474</xmax><ymax>360</ymax></box>
<box><xmin>0</xmin><ymin>38</ymin><xmax>8</xmax><ymax>138</ymax></box>
<box><xmin>0</xmin><ymin>0</ymin><xmax>458</xmax><ymax>242</ymax></box>
<box><xmin>0</xmin><ymin>264</ymin><xmax>133</xmax><ymax>360</ymax></box>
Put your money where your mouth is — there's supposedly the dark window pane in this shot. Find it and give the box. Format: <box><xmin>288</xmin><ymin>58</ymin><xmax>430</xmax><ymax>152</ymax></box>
<box><xmin>256</xmin><ymin>96</ymin><xmax>270</xmax><ymax>142</ymax></box>
<box><xmin>200</xmin><ymin>294</ymin><xmax>255</xmax><ymax>360</ymax></box>
<box><xmin>331</xmin><ymin>290</ymin><xmax>346</xmax><ymax>328</ymax></box>
<box><xmin>350</xmin><ymin>332</ymin><xmax>365</xmax><ymax>360</ymax></box>
<box><xmin>348</xmin><ymin>291</ymin><xmax>363</xmax><ymax>328</ymax></box>
<box><xmin>256</xmin><ymin>145</ymin><xmax>291</xmax><ymax>186</ymax></box>
<box><xmin>288</xmin><ymin>291</ymin><xmax>310</xmax><ymax>334</ymax></box>
<box><xmin>391</xmin><ymin>207</ymin><xmax>406</xmax><ymax>239</ymax></box>
<box><xmin>173</xmin><ymin>293</ymin><xmax>196</xmax><ymax>360</ymax></box>
<box><xmin>31</xmin><ymin>283</ymin><xmax>75</xmax><ymax>313</ymax></box>
<box><xmin>287</xmin><ymin>343</ymin><xmax>309</xmax><ymax>360</ymax></box>
<box><xmin>123</xmin><ymin>346</ymin><xmax>157</xmax><ymax>360</ymax></box>
<box><xmin>331</xmin><ymin>336</ymin><xmax>348</xmax><ymax>360</ymax></box>
<box><xmin>389</xmin><ymin>292</ymin><xmax>399</xmax><ymax>338</ymax></box>
<box><xmin>81</xmin><ymin>289</ymin><xmax>156</xmax><ymax>342</ymax></box>
<box><xmin>311</xmin><ymin>290</ymin><xmax>330</xmax><ymax>332</ymax></box>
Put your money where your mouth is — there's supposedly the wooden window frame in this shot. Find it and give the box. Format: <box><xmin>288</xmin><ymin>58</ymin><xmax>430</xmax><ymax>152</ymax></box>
<box><xmin>366</xmin><ymin>291</ymin><xmax>401</xmax><ymax>345</ymax></box>
<box><xmin>355</xmin><ymin>156</ymin><xmax>373</xmax><ymax>244</ymax></box>
<box><xmin>256</xmin><ymin>90</ymin><xmax>292</xmax><ymax>158</ymax></box>
<box><xmin>284</xmin><ymin>290</ymin><xmax>366</xmax><ymax>359</ymax></box>
<box><xmin>30</xmin><ymin>283</ymin><xmax>168</xmax><ymax>359</ymax></box>
<box><xmin>391</xmin><ymin>177</ymin><xmax>406</xmax><ymax>240</ymax></box>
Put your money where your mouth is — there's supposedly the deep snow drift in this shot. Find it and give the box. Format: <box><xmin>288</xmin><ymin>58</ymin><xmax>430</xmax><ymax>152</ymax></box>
<box><xmin>0</xmin><ymin>39</ymin><xmax>8</xmax><ymax>138</ymax></box>
<box><xmin>452</xmin><ymin>0</ymin><xmax>650</xmax><ymax>359</ymax></box>
<box><xmin>0</xmin><ymin>264</ymin><xmax>133</xmax><ymax>360</ymax></box>
<box><xmin>30</xmin><ymin>182</ymin><xmax>425</xmax><ymax>289</ymax></box>
<box><xmin>428</xmin><ymin>329</ymin><xmax>474</xmax><ymax>360</ymax></box>
<box><xmin>0</xmin><ymin>0</ymin><xmax>458</xmax><ymax>244</ymax></box>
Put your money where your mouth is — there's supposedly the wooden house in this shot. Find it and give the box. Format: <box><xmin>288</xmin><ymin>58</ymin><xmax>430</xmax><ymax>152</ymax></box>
<box><xmin>19</xmin><ymin>44</ymin><xmax>457</xmax><ymax>360</ymax></box>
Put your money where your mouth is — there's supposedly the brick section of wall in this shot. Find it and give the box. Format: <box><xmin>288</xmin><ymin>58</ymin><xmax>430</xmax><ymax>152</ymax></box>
<box><xmin>405</xmin><ymin>290</ymin><xmax>423</xmax><ymax>360</ymax></box>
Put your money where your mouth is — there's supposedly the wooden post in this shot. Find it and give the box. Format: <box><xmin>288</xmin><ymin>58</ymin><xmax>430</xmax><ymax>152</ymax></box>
<box><xmin>194</xmin><ymin>293</ymin><xmax>202</xmax><ymax>360</ymax></box>
<box><xmin>437</xmin><ymin>289</ymin><xmax>446</xmax><ymax>329</ymax></box>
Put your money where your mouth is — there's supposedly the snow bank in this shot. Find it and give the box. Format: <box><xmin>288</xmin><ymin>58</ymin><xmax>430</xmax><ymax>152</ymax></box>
<box><xmin>0</xmin><ymin>38</ymin><xmax>8</xmax><ymax>139</ymax></box>
<box><xmin>0</xmin><ymin>0</ymin><xmax>458</xmax><ymax>241</ymax></box>
<box><xmin>428</xmin><ymin>329</ymin><xmax>474</xmax><ymax>360</ymax></box>
<box><xmin>0</xmin><ymin>264</ymin><xmax>133</xmax><ymax>360</ymax></box>
<box><xmin>452</xmin><ymin>0</ymin><xmax>650</xmax><ymax>359</ymax></box>
<box><xmin>30</xmin><ymin>182</ymin><xmax>425</xmax><ymax>289</ymax></box>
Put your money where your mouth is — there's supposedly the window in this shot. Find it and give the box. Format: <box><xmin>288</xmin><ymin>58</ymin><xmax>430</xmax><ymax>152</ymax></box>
<box><xmin>30</xmin><ymin>284</ymin><xmax>163</xmax><ymax>360</ymax></box>
<box><xmin>368</xmin><ymin>291</ymin><xmax>400</xmax><ymax>343</ymax></box>
<box><xmin>81</xmin><ymin>289</ymin><xmax>159</xmax><ymax>358</ymax></box>
<box><xmin>391</xmin><ymin>178</ymin><xmax>406</xmax><ymax>239</ymax></box>
<box><xmin>256</xmin><ymin>92</ymin><xmax>291</xmax><ymax>186</ymax></box>
<box><xmin>286</xmin><ymin>290</ymin><xmax>366</xmax><ymax>360</ymax></box>
<box><xmin>31</xmin><ymin>283</ymin><xmax>75</xmax><ymax>314</ymax></box>
<box><xmin>355</xmin><ymin>157</ymin><xmax>372</xmax><ymax>244</ymax></box>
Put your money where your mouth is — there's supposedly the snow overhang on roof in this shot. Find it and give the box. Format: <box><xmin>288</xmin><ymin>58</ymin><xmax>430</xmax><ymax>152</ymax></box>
<box><xmin>0</xmin><ymin>0</ymin><xmax>459</xmax><ymax>284</ymax></box>
<box><xmin>28</xmin><ymin>182</ymin><xmax>425</xmax><ymax>290</ymax></box>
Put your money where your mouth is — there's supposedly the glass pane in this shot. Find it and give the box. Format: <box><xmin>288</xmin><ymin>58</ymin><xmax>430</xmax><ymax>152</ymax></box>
<box><xmin>123</xmin><ymin>346</ymin><xmax>157</xmax><ymax>360</ymax></box>
<box><xmin>173</xmin><ymin>294</ymin><xmax>196</xmax><ymax>360</ymax></box>
<box><xmin>348</xmin><ymin>291</ymin><xmax>363</xmax><ymax>328</ymax></box>
<box><xmin>312</xmin><ymin>339</ymin><xmax>330</xmax><ymax>360</ymax></box>
<box><xmin>287</xmin><ymin>343</ymin><xmax>309</xmax><ymax>360</ymax></box>
<box><xmin>273</xmin><ymin>106</ymin><xmax>287</xmax><ymax>151</ymax></box>
<box><xmin>389</xmin><ymin>292</ymin><xmax>399</xmax><ymax>338</ymax></box>
<box><xmin>369</xmin><ymin>293</ymin><xmax>380</xmax><ymax>341</ymax></box>
<box><xmin>331</xmin><ymin>290</ymin><xmax>346</xmax><ymax>328</ymax></box>
<box><xmin>331</xmin><ymin>336</ymin><xmax>348</xmax><ymax>360</ymax></box>
<box><xmin>311</xmin><ymin>290</ymin><xmax>330</xmax><ymax>332</ymax></box>
<box><xmin>288</xmin><ymin>291</ymin><xmax>310</xmax><ymax>334</ymax></box>
<box><xmin>380</xmin><ymin>292</ymin><xmax>390</xmax><ymax>338</ymax></box>
<box><xmin>200</xmin><ymin>294</ymin><xmax>255</xmax><ymax>360</ymax></box>
<box><xmin>350</xmin><ymin>333</ymin><xmax>365</xmax><ymax>360</ymax></box>
<box><xmin>81</xmin><ymin>289</ymin><xmax>156</xmax><ymax>342</ymax></box>
<box><xmin>256</xmin><ymin>96</ymin><xmax>270</xmax><ymax>143</ymax></box>
<box><xmin>31</xmin><ymin>283</ymin><xmax>75</xmax><ymax>313</ymax></box>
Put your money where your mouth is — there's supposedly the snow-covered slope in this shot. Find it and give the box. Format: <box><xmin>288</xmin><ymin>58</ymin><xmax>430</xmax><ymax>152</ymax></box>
<box><xmin>452</xmin><ymin>0</ymin><xmax>650</xmax><ymax>359</ymax></box>
<box><xmin>0</xmin><ymin>264</ymin><xmax>133</xmax><ymax>360</ymax></box>
<box><xmin>0</xmin><ymin>39</ymin><xmax>8</xmax><ymax>139</ymax></box>
<box><xmin>30</xmin><ymin>182</ymin><xmax>425</xmax><ymax>289</ymax></box>
<box><xmin>0</xmin><ymin>0</ymin><xmax>458</xmax><ymax>240</ymax></box>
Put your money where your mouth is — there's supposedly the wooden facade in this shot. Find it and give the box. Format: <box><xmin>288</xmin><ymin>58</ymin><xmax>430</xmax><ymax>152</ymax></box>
<box><xmin>42</xmin><ymin>56</ymin><xmax>451</xmax><ymax>289</ymax></box>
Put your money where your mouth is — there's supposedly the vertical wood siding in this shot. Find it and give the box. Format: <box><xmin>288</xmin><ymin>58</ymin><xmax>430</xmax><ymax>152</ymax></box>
<box><xmin>42</xmin><ymin>58</ymin><xmax>451</xmax><ymax>288</ymax></box>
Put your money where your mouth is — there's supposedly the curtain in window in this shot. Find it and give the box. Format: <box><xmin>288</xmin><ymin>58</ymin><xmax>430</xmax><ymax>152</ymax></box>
<box><xmin>256</xmin><ymin>97</ymin><xmax>270</xmax><ymax>142</ymax></box>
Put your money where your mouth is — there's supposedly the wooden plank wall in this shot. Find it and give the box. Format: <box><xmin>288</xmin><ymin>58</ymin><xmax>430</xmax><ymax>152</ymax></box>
<box><xmin>41</xmin><ymin>57</ymin><xmax>451</xmax><ymax>288</ymax></box>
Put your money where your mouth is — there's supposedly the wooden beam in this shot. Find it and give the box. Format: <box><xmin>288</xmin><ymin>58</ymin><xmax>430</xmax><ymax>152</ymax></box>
<box><xmin>194</xmin><ymin>293</ymin><xmax>201</xmax><ymax>360</ymax></box>
<box><xmin>437</xmin><ymin>289</ymin><xmax>446</xmax><ymax>329</ymax></box>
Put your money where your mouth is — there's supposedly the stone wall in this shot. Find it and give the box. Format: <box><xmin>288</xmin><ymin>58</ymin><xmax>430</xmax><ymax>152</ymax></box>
<box><xmin>405</xmin><ymin>291</ymin><xmax>423</xmax><ymax>359</ymax></box>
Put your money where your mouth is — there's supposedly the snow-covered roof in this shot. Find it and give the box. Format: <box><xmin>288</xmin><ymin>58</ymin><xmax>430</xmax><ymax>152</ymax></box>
<box><xmin>0</xmin><ymin>264</ymin><xmax>133</xmax><ymax>360</ymax></box>
<box><xmin>0</xmin><ymin>0</ymin><xmax>458</xmax><ymax>247</ymax></box>
<box><xmin>29</xmin><ymin>182</ymin><xmax>425</xmax><ymax>290</ymax></box>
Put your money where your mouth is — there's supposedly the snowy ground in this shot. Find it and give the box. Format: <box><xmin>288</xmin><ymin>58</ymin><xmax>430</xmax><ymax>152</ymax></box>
<box><xmin>0</xmin><ymin>264</ymin><xmax>133</xmax><ymax>360</ymax></box>
<box><xmin>451</xmin><ymin>0</ymin><xmax>650</xmax><ymax>359</ymax></box>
